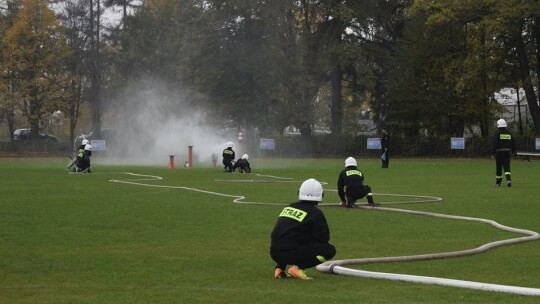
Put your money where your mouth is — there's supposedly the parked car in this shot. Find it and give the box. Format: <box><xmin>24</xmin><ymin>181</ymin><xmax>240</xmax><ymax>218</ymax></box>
<box><xmin>13</xmin><ymin>128</ymin><xmax>58</xmax><ymax>142</ymax></box>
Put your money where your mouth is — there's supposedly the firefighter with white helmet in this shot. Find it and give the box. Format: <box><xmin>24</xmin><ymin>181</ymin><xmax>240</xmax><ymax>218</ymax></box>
<box><xmin>492</xmin><ymin>119</ymin><xmax>516</xmax><ymax>187</ymax></box>
<box><xmin>270</xmin><ymin>178</ymin><xmax>336</xmax><ymax>280</ymax></box>
<box><xmin>337</xmin><ymin>156</ymin><xmax>376</xmax><ymax>207</ymax></box>
<box><xmin>78</xmin><ymin>138</ymin><xmax>92</xmax><ymax>157</ymax></box>
<box><xmin>222</xmin><ymin>141</ymin><xmax>236</xmax><ymax>172</ymax></box>
<box><xmin>75</xmin><ymin>144</ymin><xmax>92</xmax><ymax>173</ymax></box>
<box><xmin>233</xmin><ymin>153</ymin><xmax>251</xmax><ymax>173</ymax></box>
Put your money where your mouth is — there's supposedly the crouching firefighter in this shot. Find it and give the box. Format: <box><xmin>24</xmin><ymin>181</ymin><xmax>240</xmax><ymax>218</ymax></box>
<box><xmin>222</xmin><ymin>141</ymin><xmax>235</xmax><ymax>172</ymax></box>
<box><xmin>233</xmin><ymin>154</ymin><xmax>251</xmax><ymax>173</ymax></box>
<box><xmin>337</xmin><ymin>157</ymin><xmax>376</xmax><ymax>207</ymax></box>
<box><xmin>270</xmin><ymin>178</ymin><xmax>336</xmax><ymax>280</ymax></box>
<box><xmin>78</xmin><ymin>139</ymin><xmax>92</xmax><ymax>158</ymax></box>
<box><xmin>75</xmin><ymin>144</ymin><xmax>92</xmax><ymax>173</ymax></box>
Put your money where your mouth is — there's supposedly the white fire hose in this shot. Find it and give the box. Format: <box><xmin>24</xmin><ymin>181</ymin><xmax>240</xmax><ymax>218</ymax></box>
<box><xmin>108</xmin><ymin>172</ymin><xmax>540</xmax><ymax>296</ymax></box>
<box><xmin>316</xmin><ymin>205</ymin><xmax>540</xmax><ymax>296</ymax></box>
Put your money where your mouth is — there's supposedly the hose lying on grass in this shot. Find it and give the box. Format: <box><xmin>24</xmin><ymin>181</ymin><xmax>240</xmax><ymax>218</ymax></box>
<box><xmin>108</xmin><ymin>172</ymin><xmax>540</xmax><ymax>296</ymax></box>
<box><xmin>316</xmin><ymin>205</ymin><xmax>540</xmax><ymax>297</ymax></box>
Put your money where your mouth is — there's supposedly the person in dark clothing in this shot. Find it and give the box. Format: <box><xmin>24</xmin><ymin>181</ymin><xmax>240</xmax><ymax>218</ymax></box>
<box><xmin>381</xmin><ymin>128</ymin><xmax>389</xmax><ymax>168</ymax></box>
<box><xmin>233</xmin><ymin>154</ymin><xmax>251</xmax><ymax>173</ymax></box>
<box><xmin>76</xmin><ymin>144</ymin><xmax>92</xmax><ymax>173</ymax></box>
<box><xmin>211</xmin><ymin>153</ymin><xmax>218</xmax><ymax>168</ymax></box>
<box><xmin>338</xmin><ymin>157</ymin><xmax>375</xmax><ymax>207</ymax></box>
<box><xmin>68</xmin><ymin>139</ymin><xmax>91</xmax><ymax>171</ymax></box>
<box><xmin>78</xmin><ymin>139</ymin><xmax>92</xmax><ymax>157</ymax></box>
<box><xmin>222</xmin><ymin>141</ymin><xmax>235</xmax><ymax>172</ymax></box>
<box><xmin>270</xmin><ymin>178</ymin><xmax>336</xmax><ymax>280</ymax></box>
<box><xmin>492</xmin><ymin>119</ymin><xmax>516</xmax><ymax>187</ymax></box>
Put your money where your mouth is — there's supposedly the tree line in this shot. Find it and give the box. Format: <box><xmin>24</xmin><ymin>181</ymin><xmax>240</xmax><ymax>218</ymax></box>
<box><xmin>1</xmin><ymin>0</ymin><xmax>539</xmax><ymax>152</ymax></box>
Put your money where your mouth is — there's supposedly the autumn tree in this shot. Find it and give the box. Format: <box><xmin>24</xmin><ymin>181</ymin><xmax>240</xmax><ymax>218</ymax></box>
<box><xmin>2</xmin><ymin>0</ymin><xmax>72</xmax><ymax>145</ymax></box>
<box><xmin>380</xmin><ymin>0</ymin><xmax>540</xmax><ymax>138</ymax></box>
<box><xmin>493</xmin><ymin>1</ymin><xmax>540</xmax><ymax>136</ymax></box>
<box><xmin>251</xmin><ymin>0</ymin><xmax>338</xmax><ymax>151</ymax></box>
<box><xmin>56</xmin><ymin>0</ymin><xmax>92</xmax><ymax>146</ymax></box>
<box><xmin>0</xmin><ymin>0</ymin><xmax>22</xmax><ymax>143</ymax></box>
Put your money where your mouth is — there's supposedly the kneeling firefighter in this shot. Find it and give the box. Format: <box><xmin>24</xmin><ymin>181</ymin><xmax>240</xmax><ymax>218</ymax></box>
<box><xmin>270</xmin><ymin>178</ymin><xmax>336</xmax><ymax>280</ymax></box>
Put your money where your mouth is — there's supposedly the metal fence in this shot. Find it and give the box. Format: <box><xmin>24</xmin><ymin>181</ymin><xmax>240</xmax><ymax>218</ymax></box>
<box><xmin>268</xmin><ymin>134</ymin><xmax>538</xmax><ymax>158</ymax></box>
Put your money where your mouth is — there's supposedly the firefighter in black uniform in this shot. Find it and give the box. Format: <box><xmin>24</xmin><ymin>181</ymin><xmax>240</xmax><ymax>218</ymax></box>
<box><xmin>76</xmin><ymin>144</ymin><xmax>92</xmax><ymax>173</ymax></box>
<box><xmin>492</xmin><ymin>119</ymin><xmax>516</xmax><ymax>187</ymax></box>
<box><xmin>222</xmin><ymin>141</ymin><xmax>235</xmax><ymax>172</ymax></box>
<box><xmin>270</xmin><ymin>178</ymin><xmax>336</xmax><ymax>280</ymax></box>
<box><xmin>71</xmin><ymin>138</ymin><xmax>91</xmax><ymax>172</ymax></box>
<box><xmin>78</xmin><ymin>139</ymin><xmax>92</xmax><ymax>157</ymax></box>
<box><xmin>233</xmin><ymin>154</ymin><xmax>251</xmax><ymax>173</ymax></box>
<box><xmin>381</xmin><ymin>128</ymin><xmax>389</xmax><ymax>168</ymax></box>
<box><xmin>338</xmin><ymin>157</ymin><xmax>375</xmax><ymax>207</ymax></box>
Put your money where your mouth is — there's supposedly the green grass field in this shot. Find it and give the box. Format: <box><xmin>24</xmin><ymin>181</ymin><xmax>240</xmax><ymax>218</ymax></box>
<box><xmin>1</xmin><ymin>157</ymin><xmax>540</xmax><ymax>303</ymax></box>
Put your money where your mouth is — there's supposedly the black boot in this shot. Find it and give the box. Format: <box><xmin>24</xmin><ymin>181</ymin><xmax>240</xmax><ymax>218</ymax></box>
<box><xmin>367</xmin><ymin>195</ymin><xmax>375</xmax><ymax>207</ymax></box>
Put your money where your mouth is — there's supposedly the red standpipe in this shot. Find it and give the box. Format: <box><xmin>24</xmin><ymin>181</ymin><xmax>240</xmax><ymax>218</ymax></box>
<box><xmin>169</xmin><ymin>155</ymin><xmax>176</xmax><ymax>169</ymax></box>
<box><xmin>188</xmin><ymin>145</ymin><xmax>193</xmax><ymax>168</ymax></box>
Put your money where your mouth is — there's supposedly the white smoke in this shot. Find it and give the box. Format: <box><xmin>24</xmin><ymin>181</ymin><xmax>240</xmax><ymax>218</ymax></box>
<box><xmin>98</xmin><ymin>79</ymin><xmax>237</xmax><ymax>167</ymax></box>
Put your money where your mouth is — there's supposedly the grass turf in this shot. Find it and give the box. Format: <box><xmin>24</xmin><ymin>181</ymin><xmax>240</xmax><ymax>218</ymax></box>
<box><xmin>0</xmin><ymin>157</ymin><xmax>539</xmax><ymax>303</ymax></box>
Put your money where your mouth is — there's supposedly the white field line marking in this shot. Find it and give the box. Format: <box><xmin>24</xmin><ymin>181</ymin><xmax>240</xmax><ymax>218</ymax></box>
<box><xmin>108</xmin><ymin>172</ymin><xmax>540</xmax><ymax>296</ymax></box>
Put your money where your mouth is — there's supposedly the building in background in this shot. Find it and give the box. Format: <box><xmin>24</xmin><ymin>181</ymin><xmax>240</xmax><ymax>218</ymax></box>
<box><xmin>494</xmin><ymin>88</ymin><xmax>533</xmax><ymax>134</ymax></box>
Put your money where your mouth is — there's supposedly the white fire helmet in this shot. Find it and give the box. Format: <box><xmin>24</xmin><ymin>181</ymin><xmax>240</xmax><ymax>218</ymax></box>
<box><xmin>82</xmin><ymin>139</ymin><xmax>89</xmax><ymax>145</ymax></box>
<box><xmin>84</xmin><ymin>144</ymin><xmax>92</xmax><ymax>151</ymax></box>
<box><xmin>298</xmin><ymin>178</ymin><xmax>323</xmax><ymax>202</ymax></box>
<box><xmin>496</xmin><ymin>119</ymin><xmax>507</xmax><ymax>128</ymax></box>
<box><xmin>242</xmin><ymin>154</ymin><xmax>249</xmax><ymax>160</ymax></box>
<box><xmin>227</xmin><ymin>141</ymin><xmax>234</xmax><ymax>148</ymax></box>
<box><xmin>345</xmin><ymin>156</ymin><xmax>357</xmax><ymax>167</ymax></box>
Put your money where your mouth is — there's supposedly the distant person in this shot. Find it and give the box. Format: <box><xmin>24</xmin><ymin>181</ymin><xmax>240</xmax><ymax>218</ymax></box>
<box><xmin>270</xmin><ymin>178</ymin><xmax>336</xmax><ymax>280</ymax></box>
<box><xmin>233</xmin><ymin>154</ymin><xmax>251</xmax><ymax>173</ymax></box>
<box><xmin>76</xmin><ymin>144</ymin><xmax>92</xmax><ymax>173</ymax></box>
<box><xmin>211</xmin><ymin>153</ymin><xmax>218</xmax><ymax>168</ymax></box>
<box><xmin>222</xmin><ymin>141</ymin><xmax>235</xmax><ymax>172</ymax></box>
<box><xmin>492</xmin><ymin>119</ymin><xmax>516</xmax><ymax>187</ymax></box>
<box><xmin>338</xmin><ymin>157</ymin><xmax>375</xmax><ymax>207</ymax></box>
<box><xmin>381</xmin><ymin>128</ymin><xmax>389</xmax><ymax>168</ymax></box>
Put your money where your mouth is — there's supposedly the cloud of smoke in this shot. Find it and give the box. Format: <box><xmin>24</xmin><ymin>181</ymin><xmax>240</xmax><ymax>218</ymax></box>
<box><xmin>98</xmin><ymin>79</ymin><xmax>237</xmax><ymax>167</ymax></box>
